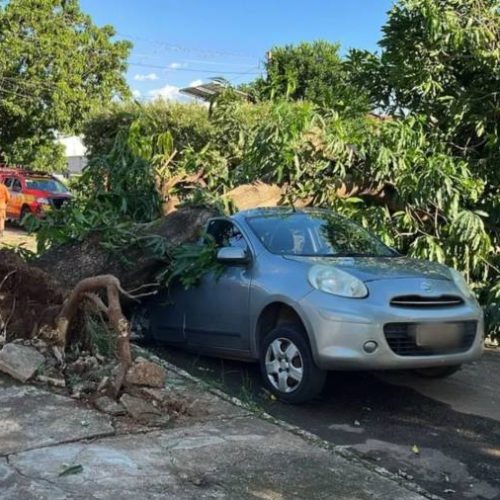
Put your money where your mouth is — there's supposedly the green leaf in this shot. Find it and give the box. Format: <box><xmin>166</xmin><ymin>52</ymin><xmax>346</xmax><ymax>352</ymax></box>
<box><xmin>59</xmin><ymin>464</ymin><xmax>84</xmax><ymax>477</ymax></box>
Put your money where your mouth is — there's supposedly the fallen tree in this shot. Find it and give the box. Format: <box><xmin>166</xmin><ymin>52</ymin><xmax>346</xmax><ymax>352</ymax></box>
<box><xmin>33</xmin><ymin>206</ymin><xmax>216</xmax><ymax>291</ymax></box>
<box><xmin>0</xmin><ymin>206</ymin><xmax>215</xmax><ymax>395</ymax></box>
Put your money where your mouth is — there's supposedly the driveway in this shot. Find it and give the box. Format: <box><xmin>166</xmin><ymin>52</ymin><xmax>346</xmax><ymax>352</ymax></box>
<box><xmin>151</xmin><ymin>344</ymin><xmax>500</xmax><ymax>499</ymax></box>
<box><xmin>0</xmin><ymin>225</ymin><xmax>36</xmax><ymax>251</ymax></box>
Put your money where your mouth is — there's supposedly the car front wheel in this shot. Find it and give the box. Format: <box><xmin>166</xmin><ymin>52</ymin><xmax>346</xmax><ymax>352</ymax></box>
<box><xmin>260</xmin><ymin>325</ymin><xmax>326</xmax><ymax>404</ymax></box>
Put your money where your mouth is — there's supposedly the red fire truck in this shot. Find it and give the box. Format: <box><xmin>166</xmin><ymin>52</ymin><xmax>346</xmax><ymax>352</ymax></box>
<box><xmin>0</xmin><ymin>164</ymin><xmax>72</xmax><ymax>221</ymax></box>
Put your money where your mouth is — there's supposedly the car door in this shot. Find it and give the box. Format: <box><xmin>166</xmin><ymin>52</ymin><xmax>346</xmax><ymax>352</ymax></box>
<box><xmin>153</xmin><ymin>218</ymin><xmax>253</xmax><ymax>353</ymax></box>
<box><xmin>8</xmin><ymin>177</ymin><xmax>23</xmax><ymax>219</ymax></box>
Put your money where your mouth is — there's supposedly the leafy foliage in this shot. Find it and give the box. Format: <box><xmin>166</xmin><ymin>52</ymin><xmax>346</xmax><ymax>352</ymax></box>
<box><xmin>29</xmin><ymin>0</ymin><xmax>499</xmax><ymax>339</ymax></box>
<box><xmin>345</xmin><ymin>0</ymin><xmax>499</xmax><ymax>337</ymax></box>
<box><xmin>252</xmin><ymin>41</ymin><xmax>370</xmax><ymax>116</ymax></box>
<box><xmin>157</xmin><ymin>239</ymin><xmax>224</xmax><ymax>290</ymax></box>
<box><xmin>0</xmin><ymin>0</ymin><xmax>131</xmax><ymax>167</ymax></box>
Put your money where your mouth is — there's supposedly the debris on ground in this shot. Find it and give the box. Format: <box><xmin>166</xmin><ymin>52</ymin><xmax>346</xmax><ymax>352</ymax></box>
<box><xmin>94</xmin><ymin>396</ymin><xmax>126</xmax><ymax>416</ymax></box>
<box><xmin>58</xmin><ymin>464</ymin><xmax>84</xmax><ymax>477</ymax></box>
<box><xmin>125</xmin><ymin>356</ymin><xmax>167</xmax><ymax>388</ymax></box>
<box><xmin>0</xmin><ymin>333</ymin><xmax>206</xmax><ymax>427</ymax></box>
<box><xmin>119</xmin><ymin>393</ymin><xmax>163</xmax><ymax>423</ymax></box>
<box><xmin>0</xmin><ymin>342</ymin><xmax>45</xmax><ymax>382</ymax></box>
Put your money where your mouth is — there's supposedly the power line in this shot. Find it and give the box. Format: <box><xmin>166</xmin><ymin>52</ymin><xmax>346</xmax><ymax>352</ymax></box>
<box><xmin>117</xmin><ymin>32</ymin><xmax>259</xmax><ymax>60</ymax></box>
<box><xmin>128</xmin><ymin>61</ymin><xmax>261</xmax><ymax>76</ymax></box>
<box><xmin>228</xmin><ymin>65</ymin><xmax>263</xmax><ymax>85</ymax></box>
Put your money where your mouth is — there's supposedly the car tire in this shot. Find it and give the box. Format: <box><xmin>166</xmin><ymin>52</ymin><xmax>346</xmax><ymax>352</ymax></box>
<box><xmin>412</xmin><ymin>364</ymin><xmax>462</xmax><ymax>378</ymax></box>
<box><xmin>260</xmin><ymin>325</ymin><xmax>326</xmax><ymax>404</ymax></box>
<box><xmin>20</xmin><ymin>205</ymin><xmax>31</xmax><ymax>226</ymax></box>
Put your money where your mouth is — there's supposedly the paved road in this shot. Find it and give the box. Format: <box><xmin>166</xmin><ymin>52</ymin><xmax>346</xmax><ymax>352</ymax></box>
<box><xmin>150</xmin><ymin>343</ymin><xmax>500</xmax><ymax>499</ymax></box>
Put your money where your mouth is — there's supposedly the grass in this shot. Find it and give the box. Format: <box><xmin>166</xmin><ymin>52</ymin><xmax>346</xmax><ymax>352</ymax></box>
<box><xmin>84</xmin><ymin>312</ymin><xmax>117</xmax><ymax>358</ymax></box>
<box><xmin>188</xmin><ymin>356</ymin><xmax>266</xmax><ymax>414</ymax></box>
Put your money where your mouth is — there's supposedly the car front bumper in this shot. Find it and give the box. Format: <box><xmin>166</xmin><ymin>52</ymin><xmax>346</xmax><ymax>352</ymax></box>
<box><xmin>299</xmin><ymin>278</ymin><xmax>484</xmax><ymax>371</ymax></box>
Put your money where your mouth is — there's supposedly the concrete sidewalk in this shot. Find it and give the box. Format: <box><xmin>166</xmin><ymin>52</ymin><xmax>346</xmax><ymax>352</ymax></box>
<box><xmin>0</xmin><ymin>365</ymin><xmax>427</xmax><ymax>499</ymax></box>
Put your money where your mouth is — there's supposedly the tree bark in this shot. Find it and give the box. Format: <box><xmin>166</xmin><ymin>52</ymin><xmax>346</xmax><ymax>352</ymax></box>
<box><xmin>32</xmin><ymin>206</ymin><xmax>216</xmax><ymax>291</ymax></box>
<box><xmin>0</xmin><ymin>206</ymin><xmax>215</xmax><ymax>342</ymax></box>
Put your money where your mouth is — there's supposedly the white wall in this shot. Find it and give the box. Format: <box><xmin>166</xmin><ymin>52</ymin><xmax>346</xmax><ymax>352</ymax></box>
<box><xmin>56</xmin><ymin>136</ymin><xmax>87</xmax><ymax>175</ymax></box>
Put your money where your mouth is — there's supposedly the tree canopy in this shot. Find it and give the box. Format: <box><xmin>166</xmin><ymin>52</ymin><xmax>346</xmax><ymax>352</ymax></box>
<box><xmin>252</xmin><ymin>41</ymin><xmax>370</xmax><ymax>116</ymax></box>
<box><xmin>21</xmin><ymin>0</ymin><xmax>500</xmax><ymax>338</ymax></box>
<box><xmin>0</xmin><ymin>0</ymin><xmax>131</xmax><ymax>169</ymax></box>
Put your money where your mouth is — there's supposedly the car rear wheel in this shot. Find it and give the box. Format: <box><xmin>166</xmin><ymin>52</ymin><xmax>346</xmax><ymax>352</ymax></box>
<box><xmin>260</xmin><ymin>325</ymin><xmax>326</xmax><ymax>404</ymax></box>
<box><xmin>412</xmin><ymin>364</ymin><xmax>462</xmax><ymax>378</ymax></box>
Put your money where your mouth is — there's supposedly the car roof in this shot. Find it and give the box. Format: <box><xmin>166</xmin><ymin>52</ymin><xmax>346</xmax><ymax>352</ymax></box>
<box><xmin>0</xmin><ymin>170</ymin><xmax>52</xmax><ymax>179</ymax></box>
<box><xmin>232</xmin><ymin>206</ymin><xmax>332</xmax><ymax>221</ymax></box>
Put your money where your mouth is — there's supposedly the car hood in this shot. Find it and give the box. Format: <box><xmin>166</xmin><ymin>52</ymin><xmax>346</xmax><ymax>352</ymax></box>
<box><xmin>283</xmin><ymin>255</ymin><xmax>452</xmax><ymax>282</ymax></box>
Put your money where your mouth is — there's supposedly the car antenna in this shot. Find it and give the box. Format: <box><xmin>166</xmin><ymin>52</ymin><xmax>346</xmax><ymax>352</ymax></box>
<box><xmin>287</xmin><ymin>193</ymin><xmax>297</xmax><ymax>212</ymax></box>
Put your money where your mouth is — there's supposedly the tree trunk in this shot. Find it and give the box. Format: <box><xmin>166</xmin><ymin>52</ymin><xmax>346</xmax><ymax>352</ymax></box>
<box><xmin>0</xmin><ymin>206</ymin><xmax>215</xmax><ymax>342</ymax></box>
<box><xmin>33</xmin><ymin>206</ymin><xmax>216</xmax><ymax>291</ymax></box>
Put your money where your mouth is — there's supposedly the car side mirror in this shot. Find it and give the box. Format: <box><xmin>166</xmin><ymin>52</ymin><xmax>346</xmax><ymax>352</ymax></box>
<box><xmin>216</xmin><ymin>247</ymin><xmax>249</xmax><ymax>265</ymax></box>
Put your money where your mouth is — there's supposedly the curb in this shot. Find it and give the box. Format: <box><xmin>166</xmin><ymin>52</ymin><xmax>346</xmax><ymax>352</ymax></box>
<box><xmin>133</xmin><ymin>344</ymin><xmax>442</xmax><ymax>500</ymax></box>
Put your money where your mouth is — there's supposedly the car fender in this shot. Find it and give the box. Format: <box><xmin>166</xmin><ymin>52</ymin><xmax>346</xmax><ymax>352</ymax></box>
<box><xmin>250</xmin><ymin>294</ymin><xmax>319</xmax><ymax>362</ymax></box>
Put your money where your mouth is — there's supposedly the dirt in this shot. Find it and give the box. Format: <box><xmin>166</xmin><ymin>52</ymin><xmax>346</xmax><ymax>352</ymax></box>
<box><xmin>0</xmin><ymin>225</ymin><xmax>36</xmax><ymax>252</ymax></box>
<box><xmin>0</xmin><ymin>250</ymin><xmax>64</xmax><ymax>340</ymax></box>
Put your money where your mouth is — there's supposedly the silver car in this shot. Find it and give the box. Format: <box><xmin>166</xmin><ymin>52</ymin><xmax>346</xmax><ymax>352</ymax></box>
<box><xmin>148</xmin><ymin>208</ymin><xmax>484</xmax><ymax>403</ymax></box>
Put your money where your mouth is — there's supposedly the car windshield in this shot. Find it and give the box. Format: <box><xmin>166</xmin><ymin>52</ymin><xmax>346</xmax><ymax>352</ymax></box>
<box><xmin>246</xmin><ymin>212</ymin><xmax>397</xmax><ymax>257</ymax></box>
<box><xmin>26</xmin><ymin>178</ymin><xmax>68</xmax><ymax>193</ymax></box>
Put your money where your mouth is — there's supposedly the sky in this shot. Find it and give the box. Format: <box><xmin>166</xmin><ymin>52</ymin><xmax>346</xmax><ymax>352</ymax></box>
<box><xmin>80</xmin><ymin>0</ymin><xmax>393</xmax><ymax>102</ymax></box>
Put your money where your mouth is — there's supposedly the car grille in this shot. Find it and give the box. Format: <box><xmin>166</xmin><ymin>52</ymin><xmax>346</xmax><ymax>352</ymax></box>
<box><xmin>384</xmin><ymin>321</ymin><xmax>476</xmax><ymax>356</ymax></box>
<box><xmin>390</xmin><ymin>294</ymin><xmax>464</xmax><ymax>308</ymax></box>
<box><xmin>49</xmin><ymin>197</ymin><xmax>70</xmax><ymax>209</ymax></box>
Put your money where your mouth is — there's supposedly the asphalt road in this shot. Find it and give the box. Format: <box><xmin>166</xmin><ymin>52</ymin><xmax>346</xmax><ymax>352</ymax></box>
<box><xmin>149</xmin><ymin>342</ymin><xmax>500</xmax><ymax>499</ymax></box>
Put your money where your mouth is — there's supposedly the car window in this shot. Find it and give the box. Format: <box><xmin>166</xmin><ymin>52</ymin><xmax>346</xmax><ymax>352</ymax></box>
<box><xmin>25</xmin><ymin>178</ymin><xmax>68</xmax><ymax>193</ymax></box>
<box><xmin>4</xmin><ymin>177</ymin><xmax>13</xmax><ymax>188</ymax></box>
<box><xmin>247</xmin><ymin>212</ymin><xmax>396</xmax><ymax>257</ymax></box>
<box><xmin>206</xmin><ymin>220</ymin><xmax>249</xmax><ymax>251</ymax></box>
<box><xmin>11</xmin><ymin>178</ymin><xmax>22</xmax><ymax>191</ymax></box>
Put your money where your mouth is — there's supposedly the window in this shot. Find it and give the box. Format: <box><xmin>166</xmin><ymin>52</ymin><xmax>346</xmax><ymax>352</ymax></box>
<box><xmin>11</xmin><ymin>179</ymin><xmax>22</xmax><ymax>191</ymax></box>
<box><xmin>26</xmin><ymin>178</ymin><xmax>68</xmax><ymax>193</ymax></box>
<box><xmin>4</xmin><ymin>178</ymin><xmax>13</xmax><ymax>188</ymax></box>
<box><xmin>247</xmin><ymin>212</ymin><xmax>396</xmax><ymax>257</ymax></box>
<box><xmin>206</xmin><ymin>219</ymin><xmax>249</xmax><ymax>251</ymax></box>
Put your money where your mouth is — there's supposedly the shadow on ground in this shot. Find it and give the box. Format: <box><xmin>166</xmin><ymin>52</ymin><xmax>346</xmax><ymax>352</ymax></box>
<box><xmin>147</xmin><ymin>342</ymin><xmax>500</xmax><ymax>500</ymax></box>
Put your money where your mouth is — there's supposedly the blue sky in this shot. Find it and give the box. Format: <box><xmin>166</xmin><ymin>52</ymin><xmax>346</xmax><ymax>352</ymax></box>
<box><xmin>80</xmin><ymin>0</ymin><xmax>393</xmax><ymax>101</ymax></box>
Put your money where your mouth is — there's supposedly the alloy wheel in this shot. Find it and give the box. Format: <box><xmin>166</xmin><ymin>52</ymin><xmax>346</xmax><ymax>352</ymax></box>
<box><xmin>265</xmin><ymin>337</ymin><xmax>304</xmax><ymax>393</ymax></box>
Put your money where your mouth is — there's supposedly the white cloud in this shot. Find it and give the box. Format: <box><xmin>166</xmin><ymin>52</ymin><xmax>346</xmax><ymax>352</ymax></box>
<box><xmin>133</xmin><ymin>72</ymin><xmax>159</xmax><ymax>81</ymax></box>
<box><xmin>168</xmin><ymin>62</ymin><xmax>187</xmax><ymax>69</ymax></box>
<box><xmin>148</xmin><ymin>84</ymin><xmax>184</xmax><ymax>101</ymax></box>
<box><xmin>189</xmin><ymin>79</ymin><xmax>204</xmax><ymax>87</ymax></box>
<box><xmin>132</xmin><ymin>89</ymin><xmax>142</xmax><ymax>98</ymax></box>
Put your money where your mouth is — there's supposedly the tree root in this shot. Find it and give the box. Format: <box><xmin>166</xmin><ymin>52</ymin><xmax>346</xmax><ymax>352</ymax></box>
<box><xmin>41</xmin><ymin>275</ymin><xmax>157</xmax><ymax>398</ymax></box>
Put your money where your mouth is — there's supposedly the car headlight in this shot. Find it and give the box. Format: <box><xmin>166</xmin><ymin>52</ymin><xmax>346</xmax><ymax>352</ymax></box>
<box><xmin>308</xmin><ymin>265</ymin><xmax>368</xmax><ymax>298</ymax></box>
<box><xmin>449</xmin><ymin>268</ymin><xmax>474</xmax><ymax>299</ymax></box>
<box><xmin>36</xmin><ymin>197</ymin><xmax>50</xmax><ymax>204</ymax></box>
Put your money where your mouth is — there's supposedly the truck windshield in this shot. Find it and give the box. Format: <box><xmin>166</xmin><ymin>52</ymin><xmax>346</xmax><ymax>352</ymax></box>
<box><xmin>26</xmin><ymin>178</ymin><xmax>68</xmax><ymax>193</ymax></box>
<box><xmin>246</xmin><ymin>212</ymin><xmax>397</xmax><ymax>257</ymax></box>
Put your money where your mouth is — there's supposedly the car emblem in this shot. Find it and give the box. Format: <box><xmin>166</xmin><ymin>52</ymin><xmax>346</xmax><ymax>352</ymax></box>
<box><xmin>420</xmin><ymin>281</ymin><xmax>433</xmax><ymax>292</ymax></box>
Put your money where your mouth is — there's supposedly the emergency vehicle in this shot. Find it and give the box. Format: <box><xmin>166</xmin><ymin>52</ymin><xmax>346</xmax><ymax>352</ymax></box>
<box><xmin>0</xmin><ymin>164</ymin><xmax>72</xmax><ymax>221</ymax></box>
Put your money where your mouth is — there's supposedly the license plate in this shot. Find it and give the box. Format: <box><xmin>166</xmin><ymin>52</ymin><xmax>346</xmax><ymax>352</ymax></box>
<box><xmin>416</xmin><ymin>323</ymin><xmax>462</xmax><ymax>348</ymax></box>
